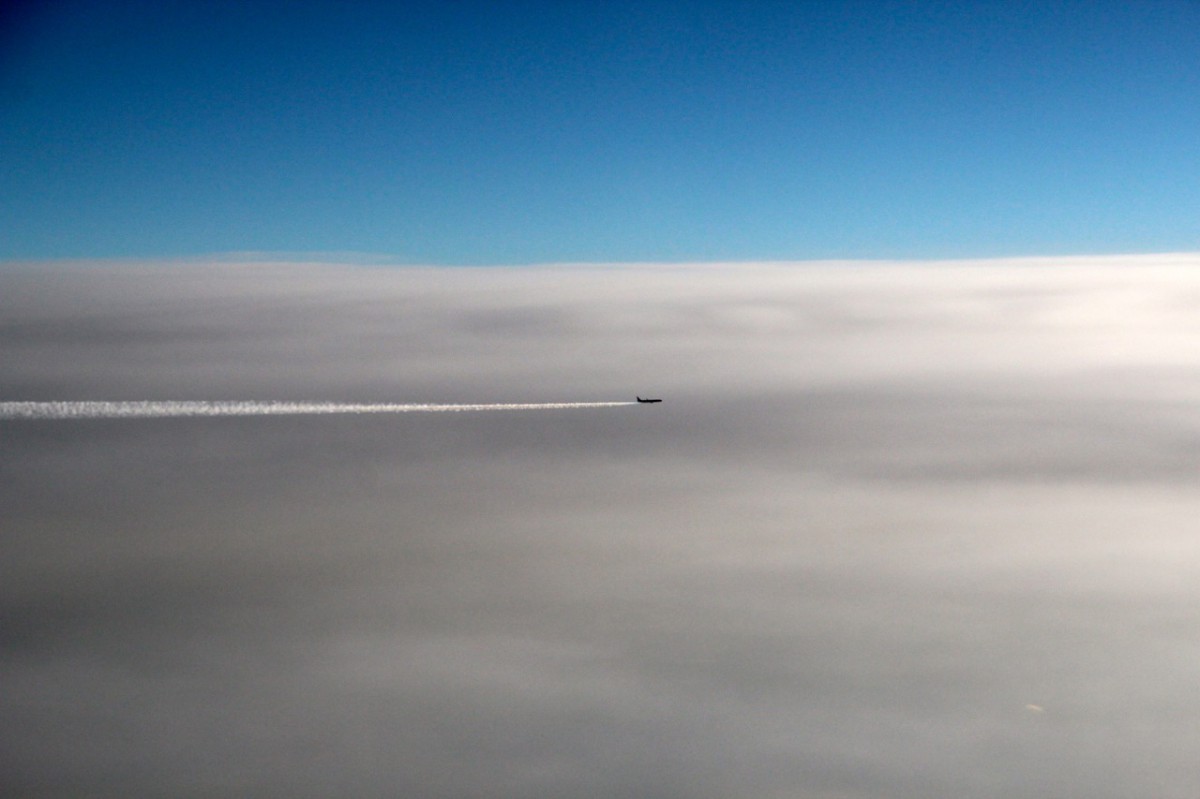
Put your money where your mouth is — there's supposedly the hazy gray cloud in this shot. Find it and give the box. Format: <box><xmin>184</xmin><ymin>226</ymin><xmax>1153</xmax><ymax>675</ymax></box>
<box><xmin>3</xmin><ymin>256</ymin><xmax>1200</xmax><ymax>797</ymax></box>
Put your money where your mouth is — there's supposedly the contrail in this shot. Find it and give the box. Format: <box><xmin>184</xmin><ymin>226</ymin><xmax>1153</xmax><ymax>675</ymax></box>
<box><xmin>0</xmin><ymin>401</ymin><xmax>638</xmax><ymax>420</ymax></box>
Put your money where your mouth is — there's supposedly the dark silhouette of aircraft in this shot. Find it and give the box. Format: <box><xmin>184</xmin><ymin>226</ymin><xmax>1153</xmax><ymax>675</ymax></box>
<box><xmin>636</xmin><ymin>396</ymin><xmax>662</xmax><ymax>403</ymax></box>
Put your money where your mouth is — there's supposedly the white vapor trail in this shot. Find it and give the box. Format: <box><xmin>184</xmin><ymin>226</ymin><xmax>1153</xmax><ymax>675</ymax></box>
<box><xmin>0</xmin><ymin>401</ymin><xmax>638</xmax><ymax>420</ymax></box>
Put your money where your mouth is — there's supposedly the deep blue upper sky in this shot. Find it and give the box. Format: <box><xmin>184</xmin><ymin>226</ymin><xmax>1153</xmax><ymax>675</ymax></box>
<box><xmin>3</xmin><ymin>0</ymin><xmax>1198</xmax><ymax>262</ymax></box>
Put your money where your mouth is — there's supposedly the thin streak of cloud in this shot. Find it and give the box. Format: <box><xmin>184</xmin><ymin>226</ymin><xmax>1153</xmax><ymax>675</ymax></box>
<box><xmin>0</xmin><ymin>401</ymin><xmax>636</xmax><ymax>420</ymax></box>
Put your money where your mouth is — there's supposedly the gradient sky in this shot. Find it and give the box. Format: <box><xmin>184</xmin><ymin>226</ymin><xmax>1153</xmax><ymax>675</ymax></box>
<box><xmin>3</xmin><ymin>0</ymin><xmax>1199</xmax><ymax>262</ymax></box>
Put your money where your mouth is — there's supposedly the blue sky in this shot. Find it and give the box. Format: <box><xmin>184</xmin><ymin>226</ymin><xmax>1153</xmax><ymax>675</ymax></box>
<box><xmin>3</xmin><ymin>0</ymin><xmax>1198</xmax><ymax>262</ymax></box>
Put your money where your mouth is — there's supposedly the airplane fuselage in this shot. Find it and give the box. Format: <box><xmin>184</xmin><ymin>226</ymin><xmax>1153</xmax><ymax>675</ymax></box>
<box><xmin>636</xmin><ymin>397</ymin><xmax>662</xmax><ymax>403</ymax></box>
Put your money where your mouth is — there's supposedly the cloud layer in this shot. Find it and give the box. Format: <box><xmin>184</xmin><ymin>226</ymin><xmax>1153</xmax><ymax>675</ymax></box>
<box><xmin>3</xmin><ymin>256</ymin><xmax>1200</xmax><ymax>797</ymax></box>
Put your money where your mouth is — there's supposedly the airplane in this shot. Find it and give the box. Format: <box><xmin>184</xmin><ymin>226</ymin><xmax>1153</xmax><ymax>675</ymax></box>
<box><xmin>636</xmin><ymin>396</ymin><xmax>662</xmax><ymax>403</ymax></box>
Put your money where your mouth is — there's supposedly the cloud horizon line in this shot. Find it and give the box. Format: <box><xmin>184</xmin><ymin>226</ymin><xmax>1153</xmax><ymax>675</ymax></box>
<box><xmin>3</xmin><ymin>251</ymin><xmax>1199</xmax><ymax>271</ymax></box>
